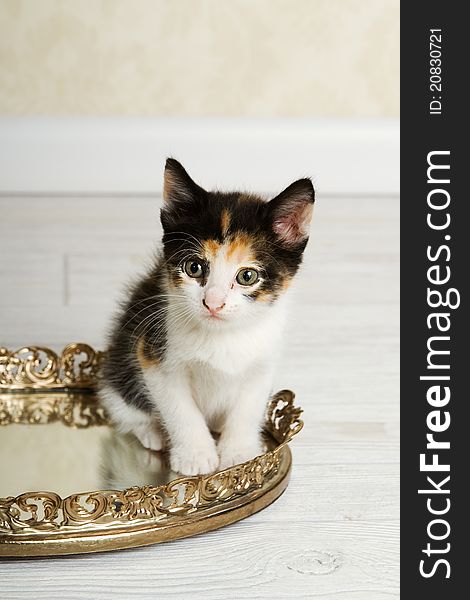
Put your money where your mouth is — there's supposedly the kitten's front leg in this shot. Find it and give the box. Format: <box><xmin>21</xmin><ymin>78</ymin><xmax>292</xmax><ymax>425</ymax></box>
<box><xmin>218</xmin><ymin>367</ymin><xmax>272</xmax><ymax>470</ymax></box>
<box><xmin>143</xmin><ymin>367</ymin><xmax>219</xmax><ymax>476</ymax></box>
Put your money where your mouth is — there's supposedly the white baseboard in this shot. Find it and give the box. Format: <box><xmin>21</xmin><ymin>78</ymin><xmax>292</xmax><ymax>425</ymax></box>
<box><xmin>0</xmin><ymin>117</ymin><xmax>399</xmax><ymax>196</ymax></box>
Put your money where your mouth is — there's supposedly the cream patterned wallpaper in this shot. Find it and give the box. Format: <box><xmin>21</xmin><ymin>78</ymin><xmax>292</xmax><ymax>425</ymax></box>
<box><xmin>0</xmin><ymin>0</ymin><xmax>399</xmax><ymax>116</ymax></box>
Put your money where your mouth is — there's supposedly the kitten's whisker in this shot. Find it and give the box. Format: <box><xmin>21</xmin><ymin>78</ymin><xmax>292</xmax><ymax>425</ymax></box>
<box><xmin>164</xmin><ymin>231</ymin><xmax>204</xmax><ymax>249</ymax></box>
<box><xmin>127</xmin><ymin>305</ymin><xmax>173</xmax><ymax>344</ymax></box>
<box><xmin>145</xmin><ymin>308</ymin><xmax>196</xmax><ymax>351</ymax></box>
<box><xmin>117</xmin><ymin>300</ymin><xmax>168</xmax><ymax>333</ymax></box>
<box><xmin>128</xmin><ymin>301</ymin><xmax>192</xmax><ymax>351</ymax></box>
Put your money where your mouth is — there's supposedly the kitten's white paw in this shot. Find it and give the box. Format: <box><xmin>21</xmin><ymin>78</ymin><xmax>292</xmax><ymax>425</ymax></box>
<box><xmin>133</xmin><ymin>423</ymin><xmax>164</xmax><ymax>452</ymax></box>
<box><xmin>218</xmin><ymin>441</ymin><xmax>263</xmax><ymax>470</ymax></box>
<box><xmin>170</xmin><ymin>441</ymin><xmax>219</xmax><ymax>476</ymax></box>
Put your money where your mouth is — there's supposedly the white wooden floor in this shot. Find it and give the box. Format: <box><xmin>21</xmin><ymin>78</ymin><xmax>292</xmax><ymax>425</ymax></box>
<box><xmin>0</xmin><ymin>194</ymin><xmax>399</xmax><ymax>599</ymax></box>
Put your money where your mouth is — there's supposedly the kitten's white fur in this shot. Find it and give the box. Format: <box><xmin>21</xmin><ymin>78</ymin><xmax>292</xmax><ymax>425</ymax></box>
<box><xmin>100</xmin><ymin>239</ymin><xmax>288</xmax><ymax>476</ymax></box>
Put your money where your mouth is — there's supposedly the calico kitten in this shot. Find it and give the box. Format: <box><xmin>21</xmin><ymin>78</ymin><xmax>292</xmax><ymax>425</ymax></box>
<box><xmin>99</xmin><ymin>158</ymin><xmax>314</xmax><ymax>476</ymax></box>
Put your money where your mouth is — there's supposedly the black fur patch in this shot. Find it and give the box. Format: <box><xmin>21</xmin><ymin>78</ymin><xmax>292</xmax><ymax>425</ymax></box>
<box><xmin>101</xmin><ymin>267</ymin><xmax>167</xmax><ymax>413</ymax></box>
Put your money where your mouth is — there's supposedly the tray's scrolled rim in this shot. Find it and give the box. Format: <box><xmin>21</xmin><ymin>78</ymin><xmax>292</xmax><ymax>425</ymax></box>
<box><xmin>0</xmin><ymin>446</ymin><xmax>293</xmax><ymax>557</ymax></box>
<box><xmin>0</xmin><ymin>345</ymin><xmax>303</xmax><ymax>557</ymax></box>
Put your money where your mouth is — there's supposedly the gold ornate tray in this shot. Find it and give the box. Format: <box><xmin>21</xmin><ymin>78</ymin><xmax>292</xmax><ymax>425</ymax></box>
<box><xmin>0</xmin><ymin>345</ymin><xmax>303</xmax><ymax>557</ymax></box>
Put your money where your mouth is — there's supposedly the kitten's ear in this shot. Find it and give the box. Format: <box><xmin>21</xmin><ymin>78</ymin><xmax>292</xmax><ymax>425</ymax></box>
<box><xmin>163</xmin><ymin>158</ymin><xmax>204</xmax><ymax>206</ymax></box>
<box><xmin>268</xmin><ymin>178</ymin><xmax>315</xmax><ymax>247</ymax></box>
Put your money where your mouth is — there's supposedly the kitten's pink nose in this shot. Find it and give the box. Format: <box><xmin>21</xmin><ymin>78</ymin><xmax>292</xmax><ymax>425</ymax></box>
<box><xmin>202</xmin><ymin>298</ymin><xmax>225</xmax><ymax>315</ymax></box>
<box><xmin>203</xmin><ymin>289</ymin><xmax>226</xmax><ymax>315</ymax></box>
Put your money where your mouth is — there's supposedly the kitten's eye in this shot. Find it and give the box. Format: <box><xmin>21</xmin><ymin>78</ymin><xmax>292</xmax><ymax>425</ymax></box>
<box><xmin>184</xmin><ymin>260</ymin><xmax>204</xmax><ymax>278</ymax></box>
<box><xmin>236</xmin><ymin>268</ymin><xmax>259</xmax><ymax>286</ymax></box>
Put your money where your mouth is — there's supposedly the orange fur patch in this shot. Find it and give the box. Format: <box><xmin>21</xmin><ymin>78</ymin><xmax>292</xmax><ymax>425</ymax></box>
<box><xmin>254</xmin><ymin>274</ymin><xmax>292</xmax><ymax>302</ymax></box>
<box><xmin>203</xmin><ymin>239</ymin><xmax>220</xmax><ymax>258</ymax></box>
<box><xmin>221</xmin><ymin>209</ymin><xmax>231</xmax><ymax>237</ymax></box>
<box><xmin>226</xmin><ymin>234</ymin><xmax>255</xmax><ymax>264</ymax></box>
<box><xmin>137</xmin><ymin>338</ymin><xmax>159</xmax><ymax>370</ymax></box>
<box><xmin>253</xmin><ymin>289</ymin><xmax>274</xmax><ymax>302</ymax></box>
<box><xmin>281</xmin><ymin>275</ymin><xmax>293</xmax><ymax>291</ymax></box>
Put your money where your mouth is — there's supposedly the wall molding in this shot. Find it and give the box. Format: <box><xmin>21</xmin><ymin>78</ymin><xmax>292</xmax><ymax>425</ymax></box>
<box><xmin>0</xmin><ymin>117</ymin><xmax>399</xmax><ymax>196</ymax></box>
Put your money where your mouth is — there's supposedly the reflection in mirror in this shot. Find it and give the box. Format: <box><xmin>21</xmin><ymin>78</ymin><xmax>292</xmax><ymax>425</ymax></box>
<box><xmin>0</xmin><ymin>392</ymin><xmax>177</xmax><ymax>498</ymax></box>
<box><xmin>0</xmin><ymin>392</ymin><xmax>274</xmax><ymax>501</ymax></box>
<box><xmin>1</xmin><ymin>421</ymin><xmax>108</xmax><ymax>498</ymax></box>
<box><xmin>0</xmin><ymin>426</ymin><xmax>176</xmax><ymax>499</ymax></box>
<box><xmin>100</xmin><ymin>431</ymin><xmax>177</xmax><ymax>490</ymax></box>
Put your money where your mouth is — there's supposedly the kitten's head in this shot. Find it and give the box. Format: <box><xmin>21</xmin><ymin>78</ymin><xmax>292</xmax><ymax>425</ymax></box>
<box><xmin>160</xmin><ymin>158</ymin><xmax>314</xmax><ymax>327</ymax></box>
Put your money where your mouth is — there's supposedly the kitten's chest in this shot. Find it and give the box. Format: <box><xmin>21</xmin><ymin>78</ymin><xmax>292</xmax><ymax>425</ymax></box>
<box><xmin>169</xmin><ymin>318</ymin><xmax>281</xmax><ymax>375</ymax></box>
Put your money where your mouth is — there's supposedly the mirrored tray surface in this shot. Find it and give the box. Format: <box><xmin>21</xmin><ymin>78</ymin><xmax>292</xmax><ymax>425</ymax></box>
<box><xmin>0</xmin><ymin>345</ymin><xmax>303</xmax><ymax>557</ymax></box>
